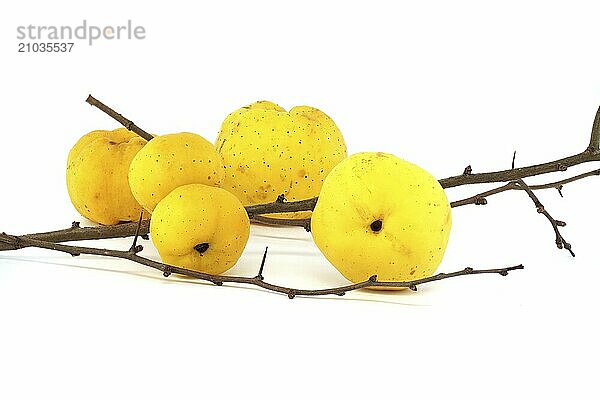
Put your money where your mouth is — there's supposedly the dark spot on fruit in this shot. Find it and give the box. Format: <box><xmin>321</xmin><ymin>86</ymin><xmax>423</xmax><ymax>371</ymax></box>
<box><xmin>370</xmin><ymin>219</ymin><xmax>383</xmax><ymax>232</ymax></box>
<box><xmin>194</xmin><ymin>243</ymin><xmax>210</xmax><ymax>254</ymax></box>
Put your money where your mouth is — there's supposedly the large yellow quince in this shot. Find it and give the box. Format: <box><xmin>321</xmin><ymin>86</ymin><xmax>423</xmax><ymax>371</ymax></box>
<box><xmin>129</xmin><ymin>132</ymin><xmax>225</xmax><ymax>212</ymax></box>
<box><xmin>311</xmin><ymin>152</ymin><xmax>452</xmax><ymax>288</ymax></box>
<box><xmin>215</xmin><ymin>100</ymin><xmax>347</xmax><ymax>219</ymax></box>
<box><xmin>150</xmin><ymin>184</ymin><xmax>250</xmax><ymax>274</ymax></box>
<box><xmin>66</xmin><ymin>128</ymin><xmax>149</xmax><ymax>225</ymax></box>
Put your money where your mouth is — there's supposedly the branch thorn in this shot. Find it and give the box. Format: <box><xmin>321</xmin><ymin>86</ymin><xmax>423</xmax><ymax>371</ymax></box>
<box><xmin>587</xmin><ymin>104</ymin><xmax>600</xmax><ymax>153</ymax></box>
<box><xmin>129</xmin><ymin>212</ymin><xmax>144</xmax><ymax>253</ymax></box>
<box><xmin>256</xmin><ymin>247</ymin><xmax>268</xmax><ymax>281</ymax></box>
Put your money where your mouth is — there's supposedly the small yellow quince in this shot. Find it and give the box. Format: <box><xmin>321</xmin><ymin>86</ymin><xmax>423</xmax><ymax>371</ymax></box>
<box><xmin>128</xmin><ymin>132</ymin><xmax>225</xmax><ymax>212</ymax></box>
<box><xmin>215</xmin><ymin>100</ymin><xmax>347</xmax><ymax>219</ymax></box>
<box><xmin>66</xmin><ymin>128</ymin><xmax>149</xmax><ymax>225</ymax></box>
<box><xmin>150</xmin><ymin>184</ymin><xmax>250</xmax><ymax>274</ymax></box>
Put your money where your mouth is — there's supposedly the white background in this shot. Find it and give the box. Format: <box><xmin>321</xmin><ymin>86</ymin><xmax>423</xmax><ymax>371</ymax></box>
<box><xmin>1</xmin><ymin>1</ymin><xmax>599</xmax><ymax>399</ymax></box>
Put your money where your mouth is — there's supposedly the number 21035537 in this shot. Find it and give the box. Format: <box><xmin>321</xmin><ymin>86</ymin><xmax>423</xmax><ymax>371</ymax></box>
<box><xmin>18</xmin><ymin>42</ymin><xmax>74</xmax><ymax>53</ymax></box>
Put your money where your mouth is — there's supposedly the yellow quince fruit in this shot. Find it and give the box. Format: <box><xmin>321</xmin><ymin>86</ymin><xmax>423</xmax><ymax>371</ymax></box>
<box><xmin>311</xmin><ymin>152</ymin><xmax>452</xmax><ymax>288</ymax></box>
<box><xmin>128</xmin><ymin>132</ymin><xmax>225</xmax><ymax>212</ymax></box>
<box><xmin>215</xmin><ymin>100</ymin><xmax>347</xmax><ymax>219</ymax></box>
<box><xmin>66</xmin><ymin>128</ymin><xmax>149</xmax><ymax>225</ymax></box>
<box><xmin>150</xmin><ymin>183</ymin><xmax>250</xmax><ymax>274</ymax></box>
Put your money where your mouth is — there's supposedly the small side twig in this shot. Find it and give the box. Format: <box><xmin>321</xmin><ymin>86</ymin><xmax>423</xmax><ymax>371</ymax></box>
<box><xmin>251</xmin><ymin>215</ymin><xmax>311</xmax><ymax>232</ymax></box>
<box><xmin>451</xmin><ymin>168</ymin><xmax>600</xmax><ymax>208</ymax></box>
<box><xmin>515</xmin><ymin>178</ymin><xmax>574</xmax><ymax>257</ymax></box>
<box><xmin>86</xmin><ymin>95</ymin><xmax>154</xmax><ymax>141</ymax></box>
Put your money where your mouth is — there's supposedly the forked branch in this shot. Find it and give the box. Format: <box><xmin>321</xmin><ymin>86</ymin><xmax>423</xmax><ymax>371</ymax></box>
<box><xmin>450</xmin><ymin>168</ymin><xmax>600</xmax><ymax>207</ymax></box>
<box><xmin>514</xmin><ymin>179</ymin><xmax>574</xmax><ymax>256</ymax></box>
<box><xmin>2</xmin><ymin>165</ymin><xmax>595</xmax><ymax>252</ymax></box>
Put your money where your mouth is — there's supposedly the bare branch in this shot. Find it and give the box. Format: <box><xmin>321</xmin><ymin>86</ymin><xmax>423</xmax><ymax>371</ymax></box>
<box><xmin>439</xmin><ymin>106</ymin><xmax>600</xmax><ymax>188</ymax></box>
<box><xmin>245</xmin><ymin>195</ymin><xmax>318</xmax><ymax>218</ymax></box>
<box><xmin>0</xmin><ymin>221</ymin><xmax>150</xmax><ymax>252</ymax></box>
<box><xmin>0</xmin><ymin>233</ymin><xmax>523</xmax><ymax>298</ymax></box>
<box><xmin>440</xmin><ymin>151</ymin><xmax>599</xmax><ymax>188</ymax></box>
<box><xmin>2</xmin><ymin>167</ymin><xmax>597</xmax><ymax>251</ymax></box>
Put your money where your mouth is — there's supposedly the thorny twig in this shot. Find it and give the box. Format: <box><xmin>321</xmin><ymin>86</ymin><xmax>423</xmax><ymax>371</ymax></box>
<box><xmin>439</xmin><ymin>105</ymin><xmax>600</xmax><ymax>188</ymax></box>
<box><xmin>0</xmin><ymin>233</ymin><xmax>523</xmax><ymax>299</ymax></box>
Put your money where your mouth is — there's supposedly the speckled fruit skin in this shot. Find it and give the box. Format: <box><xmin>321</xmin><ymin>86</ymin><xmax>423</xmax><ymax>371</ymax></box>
<box><xmin>311</xmin><ymin>152</ymin><xmax>452</xmax><ymax>289</ymax></box>
<box><xmin>215</xmin><ymin>101</ymin><xmax>347</xmax><ymax>219</ymax></box>
<box><xmin>128</xmin><ymin>132</ymin><xmax>225</xmax><ymax>212</ymax></box>
<box><xmin>66</xmin><ymin>128</ymin><xmax>150</xmax><ymax>225</ymax></box>
<box><xmin>150</xmin><ymin>184</ymin><xmax>250</xmax><ymax>275</ymax></box>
